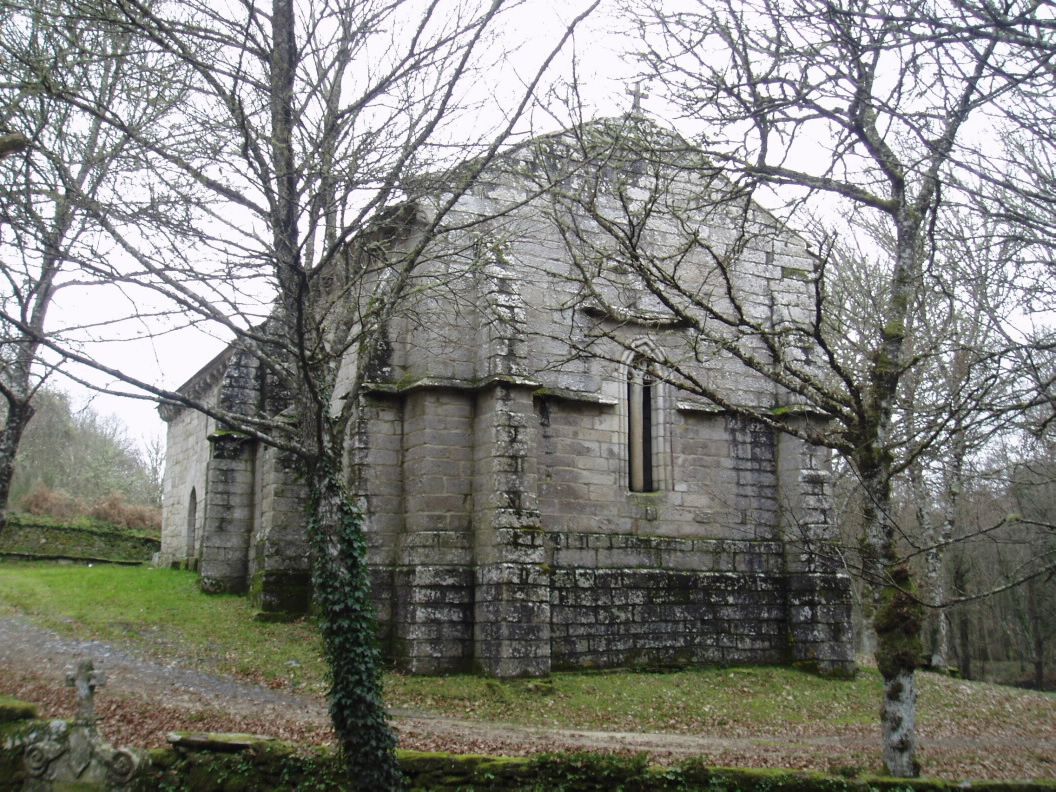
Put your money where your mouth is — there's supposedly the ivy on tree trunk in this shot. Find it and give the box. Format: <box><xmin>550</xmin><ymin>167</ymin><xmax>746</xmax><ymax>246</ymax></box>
<box><xmin>307</xmin><ymin>465</ymin><xmax>402</xmax><ymax>790</ymax></box>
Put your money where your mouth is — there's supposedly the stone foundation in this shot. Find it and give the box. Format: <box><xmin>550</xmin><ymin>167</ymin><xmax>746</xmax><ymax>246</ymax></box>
<box><xmin>375</xmin><ymin>531</ymin><xmax>855</xmax><ymax>676</ymax></box>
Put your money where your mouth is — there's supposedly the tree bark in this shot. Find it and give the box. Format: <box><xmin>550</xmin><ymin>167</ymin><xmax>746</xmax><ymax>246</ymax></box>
<box><xmin>0</xmin><ymin>399</ymin><xmax>34</xmax><ymax>535</ymax></box>
<box><xmin>1027</xmin><ymin>581</ymin><xmax>1045</xmax><ymax>691</ymax></box>
<box><xmin>0</xmin><ymin>132</ymin><xmax>28</xmax><ymax>159</ymax></box>
<box><xmin>882</xmin><ymin>670</ymin><xmax>919</xmax><ymax>777</ymax></box>
<box><xmin>874</xmin><ymin>563</ymin><xmax>924</xmax><ymax>778</ymax></box>
<box><xmin>859</xmin><ymin>203</ymin><xmax>928</xmax><ymax>777</ymax></box>
<box><xmin>959</xmin><ymin>611</ymin><xmax>972</xmax><ymax>680</ymax></box>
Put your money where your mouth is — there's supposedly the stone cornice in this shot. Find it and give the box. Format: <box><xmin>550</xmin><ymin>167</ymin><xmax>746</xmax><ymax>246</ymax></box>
<box><xmin>157</xmin><ymin>347</ymin><xmax>232</xmax><ymax>423</ymax></box>
<box><xmin>363</xmin><ymin>373</ymin><xmax>541</xmax><ymax>397</ymax></box>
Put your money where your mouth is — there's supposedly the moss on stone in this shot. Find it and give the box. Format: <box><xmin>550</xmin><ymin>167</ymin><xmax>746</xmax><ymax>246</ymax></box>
<box><xmin>0</xmin><ymin>695</ymin><xmax>36</xmax><ymax>723</ymax></box>
<box><xmin>0</xmin><ymin>519</ymin><xmax>159</xmax><ymax>564</ymax></box>
<box><xmin>873</xmin><ymin>565</ymin><xmax>924</xmax><ymax>679</ymax></box>
<box><xmin>782</xmin><ymin>266</ymin><xmax>812</xmax><ymax>281</ymax></box>
<box><xmin>207</xmin><ymin>429</ymin><xmax>252</xmax><ymax>439</ymax></box>
<box><xmin>249</xmin><ymin>568</ymin><xmax>311</xmax><ymax>618</ymax></box>
<box><xmin>0</xmin><ymin>717</ymin><xmax>40</xmax><ymax>791</ymax></box>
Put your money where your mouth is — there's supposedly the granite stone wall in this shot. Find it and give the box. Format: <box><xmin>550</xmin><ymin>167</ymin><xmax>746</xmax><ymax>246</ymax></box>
<box><xmin>159</xmin><ymin>122</ymin><xmax>857</xmax><ymax>678</ymax></box>
<box><xmin>159</xmin><ymin>379</ymin><xmax>219</xmax><ymax>568</ymax></box>
<box><xmin>248</xmin><ymin>445</ymin><xmax>311</xmax><ymax>616</ymax></box>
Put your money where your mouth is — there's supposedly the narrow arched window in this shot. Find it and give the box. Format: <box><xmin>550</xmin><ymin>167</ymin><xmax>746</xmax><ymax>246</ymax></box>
<box><xmin>627</xmin><ymin>363</ymin><xmax>656</xmax><ymax>492</ymax></box>
<box><xmin>186</xmin><ymin>487</ymin><xmax>197</xmax><ymax>559</ymax></box>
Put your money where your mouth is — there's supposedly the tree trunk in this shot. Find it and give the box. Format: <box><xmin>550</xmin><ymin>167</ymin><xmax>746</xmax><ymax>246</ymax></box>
<box><xmin>932</xmin><ymin>612</ymin><xmax>950</xmax><ymax>673</ymax></box>
<box><xmin>910</xmin><ymin>462</ymin><xmax>948</xmax><ymax>672</ymax></box>
<box><xmin>882</xmin><ymin>670</ymin><xmax>919</xmax><ymax>777</ymax></box>
<box><xmin>306</xmin><ymin>464</ymin><xmax>402</xmax><ymax>789</ymax></box>
<box><xmin>861</xmin><ymin>209</ymin><xmax>926</xmax><ymax>778</ymax></box>
<box><xmin>0</xmin><ymin>399</ymin><xmax>34</xmax><ymax>535</ymax></box>
<box><xmin>874</xmin><ymin>562</ymin><xmax>924</xmax><ymax>779</ymax></box>
<box><xmin>264</xmin><ymin>1</ymin><xmax>399</xmax><ymax>784</ymax></box>
<box><xmin>950</xmin><ymin>559</ymin><xmax>972</xmax><ymax>679</ymax></box>
<box><xmin>930</xmin><ymin>431</ymin><xmax>966</xmax><ymax>672</ymax></box>
<box><xmin>959</xmin><ymin>611</ymin><xmax>972</xmax><ymax>680</ymax></box>
<box><xmin>1027</xmin><ymin>581</ymin><xmax>1045</xmax><ymax>691</ymax></box>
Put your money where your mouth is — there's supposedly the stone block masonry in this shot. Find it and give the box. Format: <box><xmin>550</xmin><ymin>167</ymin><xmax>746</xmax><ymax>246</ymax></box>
<box><xmin>472</xmin><ymin>384</ymin><xmax>551</xmax><ymax>677</ymax></box>
<box><xmin>547</xmin><ymin>531</ymin><xmax>828</xmax><ymax>670</ymax></box>
<box><xmin>160</xmin><ymin>118</ymin><xmax>857</xmax><ymax>679</ymax></box>
<box><xmin>198</xmin><ymin>432</ymin><xmax>256</xmax><ymax>594</ymax></box>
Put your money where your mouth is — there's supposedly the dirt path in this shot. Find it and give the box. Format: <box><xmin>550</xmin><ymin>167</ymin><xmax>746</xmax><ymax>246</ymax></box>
<box><xmin>2</xmin><ymin>616</ymin><xmax>1053</xmax><ymax>781</ymax></box>
<box><xmin>0</xmin><ymin>616</ymin><xmax>328</xmax><ymax>722</ymax></box>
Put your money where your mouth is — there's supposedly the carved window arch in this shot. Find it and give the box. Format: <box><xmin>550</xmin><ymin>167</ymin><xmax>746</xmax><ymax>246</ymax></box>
<box><xmin>620</xmin><ymin>342</ymin><xmax>671</xmax><ymax>496</ymax></box>
<box><xmin>627</xmin><ymin>355</ymin><xmax>658</xmax><ymax>493</ymax></box>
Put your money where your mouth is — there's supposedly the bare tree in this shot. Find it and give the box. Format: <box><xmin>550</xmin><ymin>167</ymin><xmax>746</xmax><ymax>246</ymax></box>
<box><xmin>5</xmin><ymin>0</ymin><xmax>597</xmax><ymax>784</ymax></box>
<box><xmin>8</xmin><ymin>387</ymin><xmax>161</xmax><ymax>509</ymax></box>
<box><xmin>881</xmin><ymin>210</ymin><xmax>1031</xmax><ymax>672</ymax></box>
<box><xmin>523</xmin><ymin>0</ymin><xmax>1056</xmax><ymax>776</ymax></box>
<box><xmin>0</xmin><ymin>0</ymin><xmax>180</xmax><ymax>534</ymax></box>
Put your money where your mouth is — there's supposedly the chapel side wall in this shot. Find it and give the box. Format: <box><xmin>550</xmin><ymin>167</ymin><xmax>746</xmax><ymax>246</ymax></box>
<box><xmin>354</xmin><ymin>395</ymin><xmax>405</xmax><ymax>648</ymax></box>
<box><xmin>390</xmin><ymin>262</ymin><xmax>479</xmax><ymax>385</ymax></box>
<box><xmin>391</xmin><ymin>389</ymin><xmax>476</xmax><ymax>673</ymax></box>
<box><xmin>159</xmin><ymin>391</ymin><xmax>217</xmax><ymax>567</ymax></box>
<box><xmin>539</xmin><ymin>397</ymin><xmax>789</xmax><ymax>669</ymax></box>
<box><xmin>537</xmin><ymin>400</ymin><xmax>780</xmax><ymax>542</ymax></box>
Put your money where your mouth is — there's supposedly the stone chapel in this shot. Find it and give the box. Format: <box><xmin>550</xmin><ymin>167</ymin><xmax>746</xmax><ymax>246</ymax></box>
<box><xmin>159</xmin><ymin>119</ymin><xmax>856</xmax><ymax>678</ymax></box>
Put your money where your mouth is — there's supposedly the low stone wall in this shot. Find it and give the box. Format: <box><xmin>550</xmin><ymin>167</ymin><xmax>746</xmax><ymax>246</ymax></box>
<box><xmin>2</xmin><ymin>696</ymin><xmax>1054</xmax><ymax>791</ymax></box>
<box><xmin>0</xmin><ymin>518</ymin><xmax>160</xmax><ymax>565</ymax></box>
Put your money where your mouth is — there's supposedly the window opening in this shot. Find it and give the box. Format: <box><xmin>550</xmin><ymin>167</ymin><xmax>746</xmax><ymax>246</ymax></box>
<box><xmin>628</xmin><ymin>365</ymin><xmax>657</xmax><ymax>492</ymax></box>
<box><xmin>186</xmin><ymin>487</ymin><xmax>197</xmax><ymax>559</ymax></box>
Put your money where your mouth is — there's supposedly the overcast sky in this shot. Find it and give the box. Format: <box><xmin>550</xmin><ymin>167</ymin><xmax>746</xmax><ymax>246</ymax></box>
<box><xmin>51</xmin><ymin>1</ymin><xmax>641</xmax><ymax>452</ymax></box>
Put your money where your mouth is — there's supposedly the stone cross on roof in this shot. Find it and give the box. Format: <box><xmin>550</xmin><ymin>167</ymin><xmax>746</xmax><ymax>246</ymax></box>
<box><xmin>627</xmin><ymin>82</ymin><xmax>650</xmax><ymax>114</ymax></box>
<box><xmin>66</xmin><ymin>659</ymin><xmax>105</xmax><ymax>725</ymax></box>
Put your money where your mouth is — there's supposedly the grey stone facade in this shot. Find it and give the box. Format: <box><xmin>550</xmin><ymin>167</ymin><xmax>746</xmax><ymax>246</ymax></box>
<box><xmin>160</xmin><ymin>120</ymin><xmax>855</xmax><ymax>677</ymax></box>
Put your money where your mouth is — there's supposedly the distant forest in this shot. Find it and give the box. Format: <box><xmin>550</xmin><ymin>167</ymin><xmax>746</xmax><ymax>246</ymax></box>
<box><xmin>9</xmin><ymin>389</ymin><xmax>161</xmax><ymax>532</ymax></box>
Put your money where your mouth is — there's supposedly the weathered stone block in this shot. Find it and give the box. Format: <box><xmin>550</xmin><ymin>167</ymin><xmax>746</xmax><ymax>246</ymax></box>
<box><xmin>250</xmin><ymin>569</ymin><xmax>311</xmax><ymax>617</ymax></box>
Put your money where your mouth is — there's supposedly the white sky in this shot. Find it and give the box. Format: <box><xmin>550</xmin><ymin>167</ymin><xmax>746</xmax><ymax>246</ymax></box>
<box><xmin>48</xmin><ymin>1</ymin><xmax>642</xmax><ymax>451</ymax></box>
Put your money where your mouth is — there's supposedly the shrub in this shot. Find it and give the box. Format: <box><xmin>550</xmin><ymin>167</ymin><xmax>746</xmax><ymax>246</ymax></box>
<box><xmin>18</xmin><ymin>484</ymin><xmax>82</xmax><ymax>522</ymax></box>
<box><xmin>87</xmin><ymin>493</ymin><xmax>162</xmax><ymax>534</ymax></box>
<box><xmin>17</xmin><ymin>485</ymin><xmax>161</xmax><ymax>535</ymax></box>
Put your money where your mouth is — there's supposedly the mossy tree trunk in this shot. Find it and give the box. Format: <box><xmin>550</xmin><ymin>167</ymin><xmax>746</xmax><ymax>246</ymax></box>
<box><xmin>855</xmin><ymin>207</ymin><xmax>925</xmax><ymax>777</ymax></box>
<box><xmin>874</xmin><ymin>564</ymin><xmax>924</xmax><ymax>777</ymax></box>
<box><xmin>859</xmin><ymin>451</ymin><xmax>924</xmax><ymax>778</ymax></box>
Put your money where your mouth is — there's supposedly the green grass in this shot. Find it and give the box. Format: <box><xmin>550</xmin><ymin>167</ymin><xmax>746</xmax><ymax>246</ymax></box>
<box><xmin>0</xmin><ymin>562</ymin><xmax>327</xmax><ymax>692</ymax></box>
<box><xmin>386</xmin><ymin>664</ymin><xmax>880</xmax><ymax>734</ymax></box>
<box><xmin>1</xmin><ymin>561</ymin><xmax>1050</xmax><ymax>739</ymax></box>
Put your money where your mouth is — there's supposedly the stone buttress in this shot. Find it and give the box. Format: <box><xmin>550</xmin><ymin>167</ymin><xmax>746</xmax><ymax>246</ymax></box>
<box><xmin>160</xmin><ymin>123</ymin><xmax>859</xmax><ymax>678</ymax></box>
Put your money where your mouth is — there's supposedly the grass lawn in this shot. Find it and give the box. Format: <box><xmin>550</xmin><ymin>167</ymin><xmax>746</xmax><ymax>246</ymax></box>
<box><xmin>0</xmin><ymin>561</ymin><xmax>328</xmax><ymax>690</ymax></box>
<box><xmin>0</xmin><ymin>561</ymin><xmax>1050</xmax><ymax>739</ymax></box>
